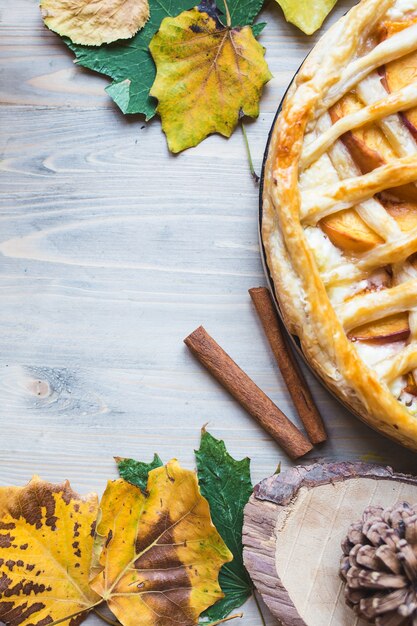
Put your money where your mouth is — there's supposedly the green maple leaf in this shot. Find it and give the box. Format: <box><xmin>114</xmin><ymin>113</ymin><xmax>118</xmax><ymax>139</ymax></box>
<box><xmin>64</xmin><ymin>0</ymin><xmax>265</xmax><ymax>120</ymax></box>
<box><xmin>115</xmin><ymin>453</ymin><xmax>163</xmax><ymax>490</ymax></box>
<box><xmin>195</xmin><ymin>429</ymin><xmax>254</xmax><ymax>622</ymax></box>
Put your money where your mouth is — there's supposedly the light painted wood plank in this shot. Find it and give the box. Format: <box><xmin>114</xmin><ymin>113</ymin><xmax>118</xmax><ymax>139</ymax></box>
<box><xmin>0</xmin><ymin>1</ymin><xmax>415</xmax><ymax>625</ymax></box>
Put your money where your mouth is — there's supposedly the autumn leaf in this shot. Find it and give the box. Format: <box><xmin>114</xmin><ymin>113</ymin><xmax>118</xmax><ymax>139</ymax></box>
<box><xmin>196</xmin><ymin>431</ymin><xmax>253</xmax><ymax>622</ymax></box>
<box><xmin>0</xmin><ymin>477</ymin><xmax>100</xmax><ymax>626</ymax></box>
<box><xmin>66</xmin><ymin>0</ymin><xmax>198</xmax><ymax>119</ymax></box>
<box><xmin>149</xmin><ymin>1</ymin><xmax>271</xmax><ymax>153</ymax></box>
<box><xmin>90</xmin><ymin>460</ymin><xmax>232</xmax><ymax>626</ymax></box>
<box><xmin>66</xmin><ymin>0</ymin><xmax>268</xmax><ymax>120</ymax></box>
<box><xmin>115</xmin><ymin>453</ymin><xmax>163</xmax><ymax>490</ymax></box>
<box><xmin>275</xmin><ymin>0</ymin><xmax>338</xmax><ymax>35</ymax></box>
<box><xmin>114</xmin><ymin>434</ymin><xmax>254</xmax><ymax>622</ymax></box>
<box><xmin>40</xmin><ymin>0</ymin><xmax>149</xmax><ymax>46</ymax></box>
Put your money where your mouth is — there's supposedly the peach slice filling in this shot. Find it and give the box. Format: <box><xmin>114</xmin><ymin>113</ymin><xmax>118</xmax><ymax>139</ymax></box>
<box><xmin>348</xmin><ymin>312</ymin><xmax>410</xmax><ymax>343</ymax></box>
<box><xmin>329</xmin><ymin>91</ymin><xmax>417</xmax><ymax>202</ymax></box>
<box><xmin>321</xmin><ymin>210</ymin><xmax>383</xmax><ymax>253</ymax></box>
<box><xmin>404</xmin><ymin>371</ymin><xmax>417</xmax><ymax>395</ymax></box>
<box><xmin>382</xmin><ymin>16</ymin><xmax>417</xmax><ymax>136</ymax></box>
<box><xmin>321</xmin><ymin>94</ymin><xmax>417</xmax><ymax>257</ymax></box>
<box><xmin>345</xmin><ymin>265</ymin><xmax>410</xmax><ymax>343</ymax></box>
<box><xmin>319</xmin><ymin>20</ymin><xmax>417</xmax><ymax>347</ymax></box>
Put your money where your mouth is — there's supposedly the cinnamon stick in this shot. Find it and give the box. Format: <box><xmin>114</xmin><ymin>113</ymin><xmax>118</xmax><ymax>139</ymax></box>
<box><xmin>184</xmin><ymin>326</ymin><xmax>313</xmax><ymax>460</ymax></box>
<box><xmin>249</xmin><ymin>287</ymin><xmax>327</xmax><ymax>444</ymax></box>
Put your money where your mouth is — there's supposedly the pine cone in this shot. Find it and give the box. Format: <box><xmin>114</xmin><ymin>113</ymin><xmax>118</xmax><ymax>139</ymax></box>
<box><xmin>340</xmin><ymin>501</ymin><xmax>417</xmax><ymax>625</ymax></box>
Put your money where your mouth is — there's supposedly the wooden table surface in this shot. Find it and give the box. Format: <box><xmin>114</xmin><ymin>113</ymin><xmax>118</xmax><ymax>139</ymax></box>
<box><xmin>1</xmin><ymin>1</ymin><xmax>416</xmax><ymax>624</ymax></box>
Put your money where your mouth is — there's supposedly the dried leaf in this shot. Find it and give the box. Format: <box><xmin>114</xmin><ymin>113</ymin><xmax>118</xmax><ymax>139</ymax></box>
<box><xmin>65</xmin><ymin>0</ymin><xmax>266</xmax><ymax>120</ymax></box>
<box><xmin>149</xmin><ymin>1</ymin><xmax>272</xmax><ymax>152</ymax></box>
<box><xmin>90</xmin><ymin>460</ymin><xmax>233</xmax><ymax>626</ymax></box>
<box><xmin>0</xmin><ymin>477</ymin><xmax>100</xmax><ymax>626</ymax></box>
<box><xmin>275</xmin><ymin>0</ymin><xmax>338</xmax><ymax>35</ymax></box>
<box><xmin>40</xmin><ymin>0</ymin><xmax>149</xmax><ymax>46</ymax></box>
<box><xmin>65</xmin><ymin>0</ymin><xmax>196</xmax><ymax>119</ymax></box>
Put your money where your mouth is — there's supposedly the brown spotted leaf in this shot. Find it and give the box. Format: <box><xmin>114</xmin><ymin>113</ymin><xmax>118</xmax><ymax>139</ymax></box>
<box><xmin>0</xmin><ymin>477</ymin><xmax>100</xmax><ymax>626</ymax></box>
<box><xmin>90</xmin><ymin>460</ymin><xmax>232</xmax><ymax>626</ymax></box>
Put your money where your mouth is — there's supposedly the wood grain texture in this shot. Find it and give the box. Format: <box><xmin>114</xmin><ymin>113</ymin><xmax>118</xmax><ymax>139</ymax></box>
<box><xmin>244</xmin><ymin>498</ymin><xmax>302</xmax><ymax>626</ymax></box>
<box><xmin>1</xmin><ymin>1</ymin><xmax>416</xmax><ymax>624</ymax></box>
<box><xmin>243</xmin><ymin>464</ymin><xmax>417</xmax><ymax>626</ymax></box>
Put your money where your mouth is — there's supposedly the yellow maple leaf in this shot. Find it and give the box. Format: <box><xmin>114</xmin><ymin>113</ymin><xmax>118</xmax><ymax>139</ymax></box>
<box><xmin>40</xmin><ymin>0</ymin><xmax>149</xmax><ymax>46</ymax></box>
<box><xmin>275</xmin><ymin>0</ymin><xmax>338</xmax><ymax>35</ymax></box>
<box><xmin>90</xmin><ymin>460</ymin><xmax>233</xmax><ymax>626</ymax></box>
<box><xmin>149</xmin><ymin>5</ymin><xmax>272</xmax><ymax>153</ymax></box>
<box><xmin>0</xmin><ymin>477</ymin><xmax>100</xmax><ymax>626</ymax></box>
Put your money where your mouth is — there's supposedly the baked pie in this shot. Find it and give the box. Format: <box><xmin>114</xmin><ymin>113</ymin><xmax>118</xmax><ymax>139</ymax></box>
<box><xmin>262</xmin><ymin>0</ymin><xmax>417</xmax><ymax>450</ymax></box>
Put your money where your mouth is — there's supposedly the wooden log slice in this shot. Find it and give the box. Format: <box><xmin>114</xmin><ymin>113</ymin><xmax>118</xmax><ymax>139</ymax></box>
<box><xmin>242</xmin><ymin>462</ymin><xmax>417</xmax><ymax>626</ymax></box>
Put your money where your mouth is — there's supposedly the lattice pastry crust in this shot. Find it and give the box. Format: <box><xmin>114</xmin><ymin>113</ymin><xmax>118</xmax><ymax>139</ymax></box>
<box><xmin>262</xmin><ymin>0</ymin><xmax>417</xmax><ymax>450</ymax></box>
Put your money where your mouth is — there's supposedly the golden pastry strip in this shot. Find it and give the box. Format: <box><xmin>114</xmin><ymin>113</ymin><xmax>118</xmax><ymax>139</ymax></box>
<box><xmin>301</xmin><ymin>83</ymin><xmax>417</xmax><ymax>170</ymax></box>
<box><xmin>356</xmin><ymin>200</ymin><xmax>401</xmax><ymax>241</ymax></box>
<box><xmin>356</xmin><ymin>75</ymin><xmax>417</xmax><ymax>156</ymax></box>
<box><xmin>322</xmin><ymin>265</ymin><xmax>367</xmax><ymax>286</ymax></box>
<box><xmin>359</xmin><ymin>228</ymin><xmax>417</xmax><ymax>269</ymax></box>
<box><xmin>301</xmin><ymin>156</ymin><xmax>417</xmax><ymax>223</ymax></box>
<box><xmin>309</xmin><ymin>115</ymin><xmax>402</xmax><ymax>240</ymax></box>
<box><xmin>323</xmin><ymin>231</ymin><xmax>417</xmax><ymax>284</ymax></box>
<box><xmin>336</xmin><ymin>280</ymin><xmax>417</xmax><ymax>331</ymax></box>
<box><xmin>376</xmin><ymin>343</ymin><xmax>417</xmax><ymax>382</ymax></box>
<box><xmin>321</xmin><ymin>21</ymin><xmax>417</xmax><ymax>113</ymax></box>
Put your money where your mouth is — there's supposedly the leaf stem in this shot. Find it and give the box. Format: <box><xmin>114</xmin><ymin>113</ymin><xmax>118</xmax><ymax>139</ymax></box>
<box><xmin>241</xmin><ymin>122</ymin><xmax>259</xmax><ymax>184</ymax></box>
<box><xmin>204</xmin><ymin>613</ymin><xmax>244</xmax><ymax>626</ymax></box>
<box><xmin>93</xmin><ymin>608</ymin><xmax>122</xmax><ymax>626</ymax></box>
<box><xmin>223</xmin><ymin>0</ymin><xmax>232</xmax><ymax>27</ymax></box>
<box><xmin>254</xmin><ymin>591</ymin><xmax>267</xmax><ymax>626</ymax></box>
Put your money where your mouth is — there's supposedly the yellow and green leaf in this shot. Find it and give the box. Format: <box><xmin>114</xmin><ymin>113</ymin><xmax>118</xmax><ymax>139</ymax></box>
<box><xmin>90</xmin><ymin>460</ymin><xmax>232</xmax><ymax>626</ymax></box>
<box><xmin>40</xmin><ymin>0</ymin><xmax>149</xmax><ymax>46</ymax></box>
<box><xmin>65</xmin><ymin>0</ymin><xmax>266</xmax><ymax>119</ymax></box>
<box><xmin>0</xmin><ymin>477</ymin><xmax>100</xmax><ymax>626</ymax></box>
<box><xmin>275</xmin><ymin>0</ymin><xmax>338</xmax><ymax>35</ymax></box>
<box><xmin>149</xmin><ymin>2</ymin><xmax>272</xmax><ymax>152</ymax></box>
